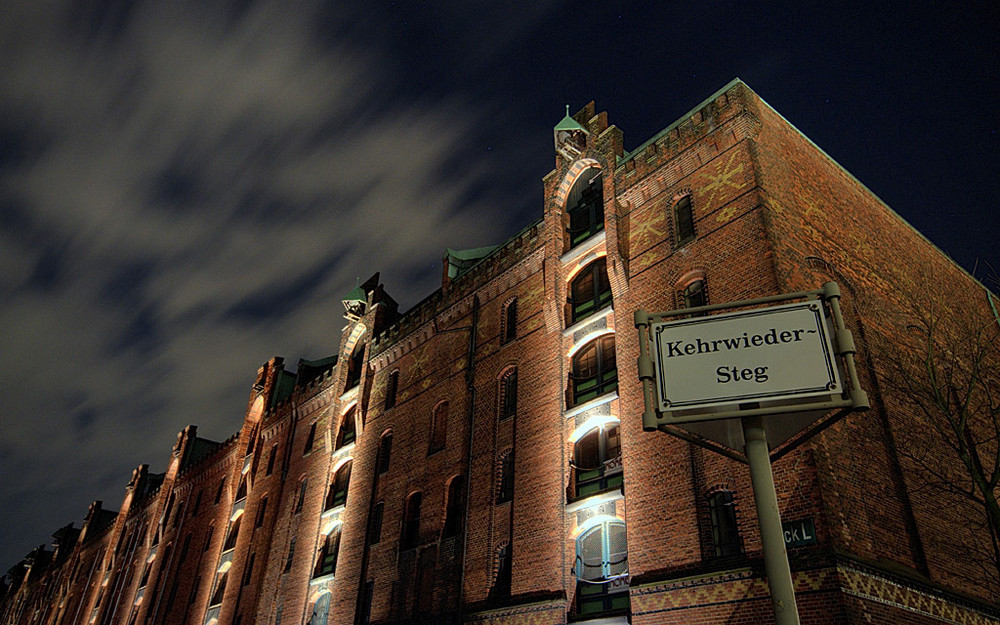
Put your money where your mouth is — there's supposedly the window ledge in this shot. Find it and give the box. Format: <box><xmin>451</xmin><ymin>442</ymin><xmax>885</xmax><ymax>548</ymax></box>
<box><xmin>564</xmin><ymin>391</ymin><xmax>618</xmax><ymax>420</ymax></box>
<box><xmin>310</xmin><ymin>573</ymin><xmax>335</xmax><ymax>586</ymax></box>
<box><xmin>561</xmin><ymin>230</ymin><xmax>606</xmax><ymax>266</ymax></box>
<box><xmin>565</xmin><ymin>488</ymin><xmax>623</xmax><ymax>513</ymax></box>
<box><xmin>563</xmin><ymin>306</ymin><xmax>613</xmax><ymax>337</ymax></box>
<box><xmin>340</xmin><ymin>385</ymin><xmax>359</xmax><ymax>404</ymax></box>
<box><xmin>333</xmin><ymin>441</ymin><xmax>355</xmax><ymax>459</ymax></box>
<box><xmin>321</xmin><ymin>504</ymin><xmax>345</xmax><ymax>519</ymax></box>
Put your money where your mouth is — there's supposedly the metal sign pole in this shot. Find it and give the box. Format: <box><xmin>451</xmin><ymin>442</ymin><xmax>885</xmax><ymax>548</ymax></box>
<box><xmin>636</xmin><ymin>284</ymin><xmax>869</xmax><ymax>625</ymax></box>
<box><xmin>742</xmin><ymin>415</ymin><xmax>800</xmax><ymax>625</ymax></box>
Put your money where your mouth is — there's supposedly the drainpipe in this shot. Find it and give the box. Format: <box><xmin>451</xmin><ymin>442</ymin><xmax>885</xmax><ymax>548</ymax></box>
<box><xmin>457</xmin><ymin>295</ymin><xmax>480</xmax><ymax>623</ymax></box>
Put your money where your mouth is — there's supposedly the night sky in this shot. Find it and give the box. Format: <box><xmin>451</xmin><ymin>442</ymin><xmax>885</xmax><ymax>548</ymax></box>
<box><xmin>1</xmin><ymin>1</ymin><xmax>997</xmax><ymax>569</ymax></box>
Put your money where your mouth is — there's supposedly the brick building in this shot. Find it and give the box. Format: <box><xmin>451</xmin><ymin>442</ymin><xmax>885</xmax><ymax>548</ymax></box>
<box><xmin>3</xmin><ymin>79</ymin><xmax>998</xmax><ymax>625</ymax></box>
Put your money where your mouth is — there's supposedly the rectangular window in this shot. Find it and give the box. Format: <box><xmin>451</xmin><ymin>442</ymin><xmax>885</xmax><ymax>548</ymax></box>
<box><xmin>429</xmin><ymin>403</ymin><xmax>448</xmax><ymax>454</ymax></box>
<box><xmin>187</xmin><ymin>575</ymin><xmax>201</xmax><ymax>606</ymax></box>
<box><xmin>501</xmin><ymin>299</ymin><xmax>517</xmax><ymax>344</ymax></box>
<box><xmin>416</xmin><ymin>547</ymin><xmax>437</xmax><ymax>613</ymax></box>
<box><xmin>709</xmin><ymin>491</ymin><xmax>742</xmax><ymax>557</ymax></box>
<box><xmin>266</xmin><ymin>444</ymin><xmax>277</xmax><ymax>475</ymax></box>
<box><xmin>401</xmin><ymin>493</ymin><xmax>422</xmax><ymax>550</ymax></box>
<box><xmin>384</xmin><ymin>371</ymin><xmax>399</xmax><ymax>409</ymax></box>
<box><xmin>214</xmin><ymin>478</ymin><xmax>226</xmax><ymax>504</ymax></box>
<box><xmin>284</xmin><ymin>535</ymin><xmax>296</xmax><ymax>573</ymax></box>
<box><xmin>356</xmin><ymin>581</ymin><xmax>374</xmax><ymax>625</ymax></box>
<box><xmin>178</xmin><ymin>534</ymin><xmax>192</xmax><ymax>564</ymax></box>
<box><xmin>243</xmin><ymin>553</ymin><xmax>255</xmax><ymax>586</ymax></box>
<box><xmin>295</xmin><ymin>480</ymin><xmax>308</xmax><ymax>514</ymax></box>
<box><xmin>303</xmin><ymin>422</ymin><xmax>317</xmax><ymax>454</ymax></box>
<box><xmin>255</xmin><ymin>498</ymin><xmax>268</xmax><ymax>528</ymax></box>
<box><xmin>368</xmin><ymin>502</ymin><xmax>384</xmax><ymax>545</ymax></box>
<box><xmin>164</xmin><ymin>576</ymin><xmax>180</xmax><ymax>616</ymax></box>
<box><xmin>192</xmin><ymin>489</ymin><xmax>203</xmax><ymax>517</ymax></box>
<box><xmin>378</xmin><ymin>434</ymin><xmax>392</xmax><ymax>474</ymax></box>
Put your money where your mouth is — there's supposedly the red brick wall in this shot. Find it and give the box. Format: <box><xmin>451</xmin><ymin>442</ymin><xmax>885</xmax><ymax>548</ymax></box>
<box><xmin>5</xmin><ymin>81</ymin><xmax>997</xmax><ymax>625</ymax></box>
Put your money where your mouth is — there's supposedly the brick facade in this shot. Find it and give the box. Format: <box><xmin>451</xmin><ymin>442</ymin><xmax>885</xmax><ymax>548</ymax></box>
<box><xmin>4</xmin><ymin>80</ymin><xmax>998</xmax><ymax>625</ymax></box>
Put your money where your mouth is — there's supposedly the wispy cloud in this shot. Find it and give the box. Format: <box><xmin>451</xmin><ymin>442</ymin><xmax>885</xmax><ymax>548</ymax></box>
<box><xmin>0</xmin><ymin>0</ymin><xmax>543</xmax><ymax>565</ymax></box>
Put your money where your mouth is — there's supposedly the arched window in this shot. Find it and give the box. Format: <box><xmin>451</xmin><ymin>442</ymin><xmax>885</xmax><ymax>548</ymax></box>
<box><xmin>680</xmin><ymin>279</ymin><xmax>707</xmax><ymax>309</ymax></box>
<box><xmin>384</xmin><ymin>370</ymin><xmax>399</xmax><ymax>409</ymax></box>
<box><xmin>575</xmin><ymin>520</ymin><xmax>628</xmax><ymax>582</ymax></box>
<box><xmin>325</xmin><ymin>461</ymin><xmax>352</xmax><ymax>510</ymax></box>
<box><xmin>401</xmin><ymin>492</ymin><xmax>422</xmax><ymax>550</ymax></box>
<box><xmin>245</xmin><ymin>425</ymin><xmax>258</xmax><ymax>458</ymax></box>
<box><xmin>496</xmin><ymin>451</ymin><xmax>514</xmax><ymax>504</ymax></box>
<box><xmin>345</xmin><ymin>341</ymin><xmax>366</xmax><ymax>391</ymax></box>
<box><xmin>501</xmin><ymin>299</ymin><xmax>518</xmax><ymax>344</ymax></box>
<box><xmin>442</xmin><ymin>476</ymin><xmax>466</xmax><ymax>538</ymax></box>
<box><xmin>138</xmin><ymin>561</ymin><xmax>152</xmax><ymax>588</ymax></box>
<box><xmin>570</xmin><ymin>335</ymin><xmax>618</xmax><ymax>406</ymax></box>
<box><xmin>223</xmin><ymin>516</ymin><xmax>241</xmax><ymax>551</ymax></box>
<box><xmin>209</xmin><ymin>571</ymin><xmax>228</xmax><ymax>606</ymax></box>
<box><xmin>254</xmin><ymin>497</ymin><xmax>268</xmax><ymax>528</ymax></box>
<box><xmin>336</xmin><ymin>407</ymin><xmax>356</xmax><ymax>449</ymax></box>
<box><xmin>708</xmin><ymin>491</ymin><xmax>741</xmax><ymax>557</ymax></box>
<box><xmin>377</xmin><ymin>432</ymin><xmax>393</xmax><ymax>474</ymax></box>
<box><xmin>490</xmin><ymin>542</ymin><xmax>512</xmax><ymax>599</ymax></box>
<box><xmin>572</xmin><ymin>422</ymin><xmax>622</xmax><ymax>499</ymax></box>
<box><xmin>313</xmin><ymin>529</ymin><xmax>341</xmax><ymax>579</ymax></box>
<box><xmin>235</xmin><ymin>475</ymin><xmax>248</xmax><ymax>502</ymax></box>
<box><xmin>674</xmin><ymin>195</ymin><xmax>695</xmax><ymax>244</ymax></box>
<box><xmin>499</xmin><ymin>368</ymin><xmax>517</xmax><ymax>420</ymax></box>
<box><xmin>428</xmin><ymin>402</ymin><xmax>448</xmax><ymax>454</ymax></box>
<box><xmin>566</xmin><ymin>169</ymin><xmax>604</xmax><ymax>248</ymax></box>
<box><xmin>569</xmin><ymin>258</ymin><xmax>612</xmax><ymax>324</ymax></box>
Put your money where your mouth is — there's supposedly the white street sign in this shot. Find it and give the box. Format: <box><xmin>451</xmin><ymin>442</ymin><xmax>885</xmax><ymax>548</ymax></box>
<box><xmin>651</xmin><ymin>301</ymin><xmax>841</xmax><ymax>414</ymax></box>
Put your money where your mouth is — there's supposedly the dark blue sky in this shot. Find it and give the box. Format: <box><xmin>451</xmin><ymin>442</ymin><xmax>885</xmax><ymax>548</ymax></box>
<box><xmin>1</xmin><ymin>0</ymin><xmax>997</xmax><ymax>568</ymax></box>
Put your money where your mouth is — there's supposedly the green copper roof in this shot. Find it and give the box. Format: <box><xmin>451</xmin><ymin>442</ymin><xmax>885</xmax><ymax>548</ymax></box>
<box><xmin>446</xmin><ymin>246</ymin><xmax>498</xmax><ymax>279</ymax></box>
<box><xmin>342</xmin><ymin>283</ymin><xmax>366</xmax><ymax>304</ymax></box>
<box><xmin>554</xmin><ymin>105</ymin><xmax>586</xmax><ymax>132</ymax></box>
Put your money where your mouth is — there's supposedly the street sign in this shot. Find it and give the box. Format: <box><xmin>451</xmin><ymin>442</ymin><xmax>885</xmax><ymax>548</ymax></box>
<box><xmin>635</xmin><ymin>283</ymin><xmax>869</xmax><ymax>459</ymax></box>
<box><xmin>635</xmin><ymin>284</ymin><xmax>869</xmax><ymax>625</ymax></box>
<box><xmin>650</xmin><ymin>302</ymin><xmax>841</xmax><ymax>414</ymax></box>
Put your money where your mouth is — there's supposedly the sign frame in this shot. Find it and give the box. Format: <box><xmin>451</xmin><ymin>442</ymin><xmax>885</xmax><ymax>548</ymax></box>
<box><xmin>635</xmin><ymin>282</ymin><xmax>869</xmax><ymax>450</ymax></box>
<box><xmin>650</xmin><ymin>300</ymin><xmax>842</xmax><ymax>414</ymax></box>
